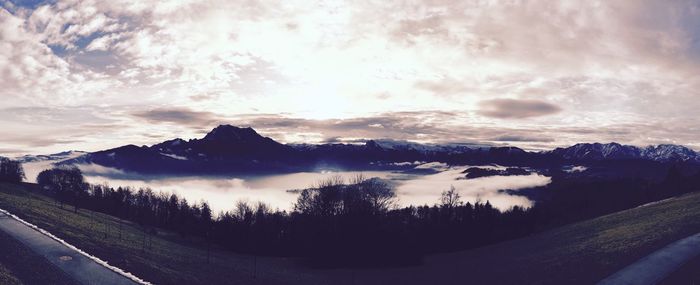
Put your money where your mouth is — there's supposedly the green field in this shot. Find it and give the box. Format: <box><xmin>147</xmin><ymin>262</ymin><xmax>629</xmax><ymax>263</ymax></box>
<box><xmin>1</xmin><ymin>181</ymin><xmax>700</xmax><ymax>284</ymax></box>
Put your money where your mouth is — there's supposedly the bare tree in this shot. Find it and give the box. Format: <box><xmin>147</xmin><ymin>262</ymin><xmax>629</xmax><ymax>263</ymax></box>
<box><xmin>234</xmin><ymin>200</ymin><xmax>254</xmax><ymax>222</ymax></box>
<box><xmin>295</xmin><ymin>175</ymin><xmax>396</xmax><ymax>217</ymax></box>
<box><xmin>439</xmin><ymin>185</ymin><xmax>462</xmax><ymax>208</ymax></box>
<box><xmin>295</xmin><ymin>176</ymin><xmax>345</xmax><ymax>216</ymax></box>
<box><xmin>358</xmin><ymin>178</ymin><xmax>396</xmax><ymax>215</ymax></box>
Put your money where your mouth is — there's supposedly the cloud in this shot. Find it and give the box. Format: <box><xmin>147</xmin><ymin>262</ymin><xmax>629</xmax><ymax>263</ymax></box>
<box><xmin>0</xmin><ymin>106</ymin><xmax>128</xmax><ymax>155</ymax></box>
<box><xmin>85</xmin><ymin>33</ymin><xmax>123</xmax><ymax>51</ymax></box>
<box><xmin>0</xmin><ymin>148</ymin><xmax>29</xmax><ymax>156</ymax></box>
<box><xmin>491</xmin><ymin>135</ymin><xmax>554</xmax><ymax>143</ymax></box>
<box><xmin>477</xmin><ymin>99</ymin><xmax>562</xmax><ymax>119</ymax></box>
<box><xmin>131</xmin><ymin>108</ymin><xmax>222</xmax><ymax>126</ymax></box>
<box><xmin>2</xmin><ymin>0</ymin><xmax>700</xmax><ymax>155</ymax></box>
<box><xmin>413</xmin><ymin>77</ymin><xmax>476</xmax><ymax>97</ymax></box>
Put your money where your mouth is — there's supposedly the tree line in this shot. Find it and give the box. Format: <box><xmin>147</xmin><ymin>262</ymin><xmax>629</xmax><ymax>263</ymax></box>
<box><xmin>27</xmin><ymin>163</ymin><xmax>700</xmax><ymax>267</ymax></box>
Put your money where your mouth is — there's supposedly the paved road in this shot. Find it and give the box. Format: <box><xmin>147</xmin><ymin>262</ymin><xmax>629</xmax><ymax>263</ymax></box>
<box><xmin>598</xmin><ymin>232</ymin><xmax>700</xmax><ymax>285</ymax></box>
<box><xmin>0</xmin><ymin>210</ymin><xmax>140</xmax><ymax>285</ymax></box>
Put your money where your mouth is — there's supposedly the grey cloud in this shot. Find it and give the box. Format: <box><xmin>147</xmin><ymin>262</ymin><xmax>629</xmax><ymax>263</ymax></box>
<box><xmin>0</xmin><ymin>105</ymin><xmax>135</xmax><ymax>155</ymax></box>
<box><xmin>216</xmin><ymin>112</ymin><xmax>690</xmax><ymax>151</ymax></box>
<box><xmin>240</xmin><ymin>111</ymin><xmax>462</xmax><ymax>139</ymax></box>
<box><xmin>217</xmin><ymin>112</ymin><xmax>517</xmax><ymax>147</ymax></box>
<box><xmin>491</xmin><ymin>135</ymin><xmax>554</xmax><ymax>143</ymax></box>
<box><xmin>0</xmin><ymin>148</ymin><xmax>28</xmax><ymax>156</ymax></box>
<box><xmin>0</xmin><ymin>107</ymin><xmax>114</xmax><ymax>124</ymax></box>
<box><xmin>413</xmin><ymin>77</ymin><xmax>476</xmax><ymax>96</ymax></box>
<box><xmin>321</xmin><ymin>136</ymin><xmax>344</xmax><ymax>144</ymax></box>
<box><xmin>0</xmin><ymin>133</ymin><xmax>84</xmax><ymax>148</ymax></box>
<box><xmin>391</xmin><ymin>14</ymin><xmax>449</xmax><ymax>45</ymax></box>
<box><xmin>132</xmin><ymin>108</ymin><xmax>223</xmax><ymax>126</ymax></box>
<box><xmin>377</xmin><ymin>1</ymin><xmax>700</xmax><ymax>77</ymax></box>
<box><xmin>189</xmin><ymin>93</ymin><xmax>220</xmax><ymax>102</ymax></box>
<box><xmin>477</xmin><ymin>99</ymin><xmax>562</xmax><ymax>119</ymax></box>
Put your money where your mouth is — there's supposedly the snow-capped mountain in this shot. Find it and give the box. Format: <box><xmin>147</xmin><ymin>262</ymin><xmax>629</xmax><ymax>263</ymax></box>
<box><xmin>58</xmin><ymin>125</ymin><xmax>521</xmax><ymax>174</ymax></box>
<box><xmin>550</xmin><ymin>143</ymin><xmax>698</xmax><ymax>162</ymax></box>
<box><xmin>550</xmin><ymin>143</ymin><xmax>641</xmax><ymax>160</ymax></box>
<box><xmin>641</xmin><ymin>144</ymin><xmax>698</xmax><ymax>162</ymax></box>
<box><xmin>15</xmin><ymin>151</ymin><xmax>89</xmax><ymax>183</ymax></box>
<box><xmin>42</xmin><ymin>125</ymin><xmax>699</xmax><ymax>176</ymax></box>
<box><xmin>16</xmin><ymin>150</ymin><xmax>88</xmax><ymax>163</ymax></box>
<box><xmin>364</xmin><ymin>139</ymin><xmax>490</xmax><ymax>154</ymax></box>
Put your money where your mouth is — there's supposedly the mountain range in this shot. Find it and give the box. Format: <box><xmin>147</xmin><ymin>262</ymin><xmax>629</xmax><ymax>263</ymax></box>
<box><xmin>21</xmin><ymin>124</ymin><xmax>698</xmax><ymax>175</ymax></box>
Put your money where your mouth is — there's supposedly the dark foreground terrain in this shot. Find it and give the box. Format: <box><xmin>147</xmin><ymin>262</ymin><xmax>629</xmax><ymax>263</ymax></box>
<box><xmin>0</xmin><ymin>225</ymin><xmax>78</xmax><ymax>285</ymax></box>
<box><xmin>1</xmin><ymin>181</ymin><xmax>699</xmax><ymax>284</ymax></box>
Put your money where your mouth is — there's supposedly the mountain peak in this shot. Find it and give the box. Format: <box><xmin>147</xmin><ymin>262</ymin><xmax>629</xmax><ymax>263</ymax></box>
<box><xmin>552</xmin><ymin>142</ymin><xmax>641</xmax><ymax>160</ymax></box>
<box><xmin>642</xmin><ymin>144</ymin><xmax>697</xmax><ymax>162</ymax></box>
<box><xmin>203</xmin><ymin>125</ymin><xmax>262</xmax><ymax>142</ymax></box>
<box><xmin>365</xmin><ymin>140</ymin><xmax>381</xmax><ymax>148</ymax></box>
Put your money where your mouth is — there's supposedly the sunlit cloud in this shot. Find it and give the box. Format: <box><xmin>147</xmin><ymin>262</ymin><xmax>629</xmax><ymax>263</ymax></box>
<box><xmin>1</xmin><ymin>0</ymin><xmax>699</xmax><ymax>155</ymax></box>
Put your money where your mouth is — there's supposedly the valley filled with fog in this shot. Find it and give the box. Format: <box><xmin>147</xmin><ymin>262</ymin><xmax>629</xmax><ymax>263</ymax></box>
<box><xmin>23</xmin><ymin>160</ymin><xmax>550</xmax><ymax>213</ymax></box>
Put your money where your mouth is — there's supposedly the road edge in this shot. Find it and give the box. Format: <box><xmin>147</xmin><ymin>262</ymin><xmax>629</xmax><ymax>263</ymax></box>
<box><xmin>597</xmin><ymin>232</ymin><xmax>700</xmax><ymax>285</ymax></box>
<box><xmin>0</xmin><ymin>207</ymin><xmax>152</xmax><ymax>285</ymax></box>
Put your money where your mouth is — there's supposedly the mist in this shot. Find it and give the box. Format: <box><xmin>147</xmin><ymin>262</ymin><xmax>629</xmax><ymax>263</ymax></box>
<box><xmin>23</xmin><ymin>160</ymin><xmax>550</xmax><ymax>213</ymax></box>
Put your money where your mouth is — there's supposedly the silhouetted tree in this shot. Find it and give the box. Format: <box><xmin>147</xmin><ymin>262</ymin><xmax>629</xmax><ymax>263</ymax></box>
<box><xmin>37</xmin><ymin>166</ymin><xmax>87</xmax><ymax>212</ymax></box>
<box><xmin>0</xmin><ymin>158</ymin><xmax>25</xmax><ymax>183</ymax></box>
<box><xmin>439</xmin><ymin>185</ymin><xmax>461</xmax><ymax>208</ymax></box>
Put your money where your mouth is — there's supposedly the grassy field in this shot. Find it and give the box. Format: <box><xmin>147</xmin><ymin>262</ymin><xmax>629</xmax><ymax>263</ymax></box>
<box><xmin>0</xmin><ymin>182</ymin><xmax>333</xmax><ymax>285</ymax></box>
<box><xmin>0</xmin><ymin>264</ymin><xmax>20</xmax><ymax>285</ymax></box>
<box><xmin>1</xmin><ymin>181</ymin><xmax>700</xmax><ymax>284</ymax></box>
<box><xmin>378</xmin><ymin>192</ymin><xmax>700</xmax><ymax>284</ymax></box>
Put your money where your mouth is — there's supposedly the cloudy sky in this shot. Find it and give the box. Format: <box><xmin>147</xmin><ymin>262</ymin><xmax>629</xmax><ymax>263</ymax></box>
<box><xmin>1</xmin><ymin>0</ymin><xmax>699</xmax><ymax>155</ymax></box>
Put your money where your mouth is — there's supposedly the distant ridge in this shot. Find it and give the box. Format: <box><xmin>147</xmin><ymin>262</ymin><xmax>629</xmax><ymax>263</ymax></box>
<box><xmin>54</xmin><ymin>125</ymin><xmax>699</xmax><ymax>175</ymax></box>
<box><xmin>550</xmin><ymin>142</ymin><xmax>698</xmax><ymax>162</ymax></box>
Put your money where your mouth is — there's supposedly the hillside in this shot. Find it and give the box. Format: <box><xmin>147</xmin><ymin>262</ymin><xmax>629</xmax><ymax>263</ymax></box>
<box><xmin>0</xmin><ymin>181</ymin><xmax>699</xmax><ymax>284</ymax></box>
<box><xmin>415</xmin><ymin>193</ymin><xmax>700</xmax><ymax>284</ymax></box>
<box><xmin>0</xmin><ymin>182</ymin><xmax>329</xmax><ymax>285</ymax></box>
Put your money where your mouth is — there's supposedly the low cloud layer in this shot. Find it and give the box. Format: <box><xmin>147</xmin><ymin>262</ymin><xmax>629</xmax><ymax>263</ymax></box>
<box><xmin>4</xmin><ymin>106</ymin><xmax>700</xmax><ymax>155</ymax></box>
<box><xmin>477</xmin><ymin>99</ymin><xmax>562</xmax><ymax>119</ymax></box>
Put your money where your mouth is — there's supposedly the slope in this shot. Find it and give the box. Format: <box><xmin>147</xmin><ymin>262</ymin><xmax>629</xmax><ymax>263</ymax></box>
<box><xmin>1</xmin><ymin>181</ymin><xmax>700</xmax><ymax>284</ymax></box>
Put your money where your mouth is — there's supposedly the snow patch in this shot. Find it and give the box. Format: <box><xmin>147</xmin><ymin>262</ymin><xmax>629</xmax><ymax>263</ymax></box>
<box><xmin>160</xmin><ymin>153</ymin><xmax>188</xmax><ymax>160</ymax></box>
<box><xmin>563</xmin><ymin>165</ymin><xmax>588</xmax><ymax>173</ymax></box>
<box><xmin>635</xmin><ymin>197</ymin><xmax>675</xmax><ymax>209</ymax></box>
<box><xmin>391</xmin><ymin>161</ymin><xmax>425</xmax><ymax>166</ymax></box>
<box><xmin>415</xmin><ymin>162</ymin><xmax>449</xmax><ymax>171</ymax></box>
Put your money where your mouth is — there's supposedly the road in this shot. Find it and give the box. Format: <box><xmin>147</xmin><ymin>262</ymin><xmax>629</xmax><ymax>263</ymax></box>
<box><xmin>598</xmin><ymin>232</ymin><xmax>700</xmax><ymax>285</ymax></box>
<box><xmin>0</xmin><ymin>209</ymin><xmax>141</xmax><ymax>285</ymax></box>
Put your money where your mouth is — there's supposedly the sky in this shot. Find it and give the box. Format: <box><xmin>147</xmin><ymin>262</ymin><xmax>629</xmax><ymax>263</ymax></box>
<box><xmin>1</xmin><ymin>0</ymin><xmax>699</xmax><ymax>156</ymax></box>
